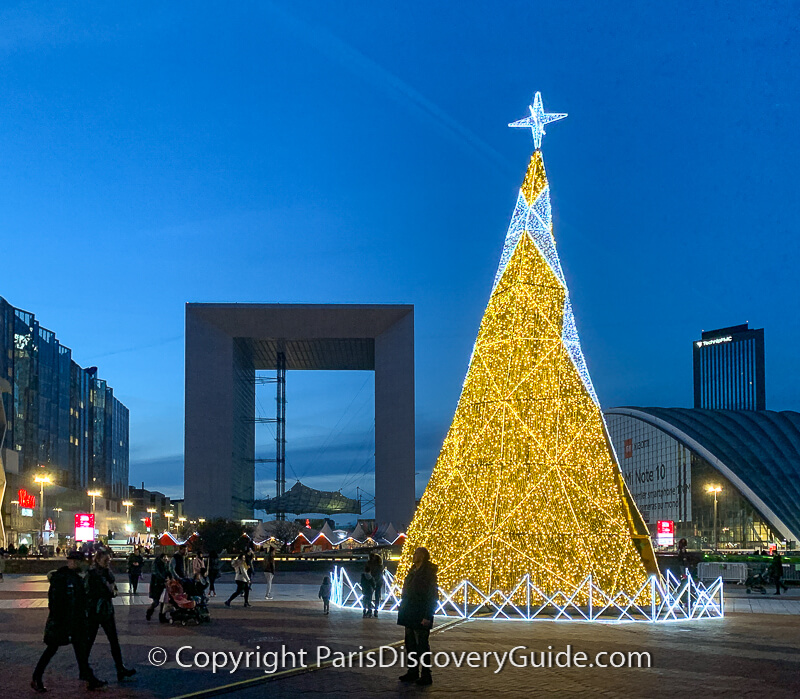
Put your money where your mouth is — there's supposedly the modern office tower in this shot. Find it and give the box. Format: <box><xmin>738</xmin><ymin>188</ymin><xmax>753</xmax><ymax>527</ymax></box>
<box><xmin>0</xmin><ymin>296</ymin><xmax>129</xmax><ymax>498</ymax></box>
<box><xmin>693</xmin><ymin>323</ymin><xmax>765</xmax><ymax>411</ymax></box>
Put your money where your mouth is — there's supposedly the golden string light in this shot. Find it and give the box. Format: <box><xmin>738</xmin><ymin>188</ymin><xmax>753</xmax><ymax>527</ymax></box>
<box><xmin>398</xmin><ymin>148</ymin><xmax>656</xmax><ymax>606</ymax></box>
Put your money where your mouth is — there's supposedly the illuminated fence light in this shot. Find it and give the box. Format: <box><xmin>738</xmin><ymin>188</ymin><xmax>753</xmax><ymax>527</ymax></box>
<box><xmin>331</xmin><ymin>567</ymin><xmax>724</xmax><ymax>623</ymax></box>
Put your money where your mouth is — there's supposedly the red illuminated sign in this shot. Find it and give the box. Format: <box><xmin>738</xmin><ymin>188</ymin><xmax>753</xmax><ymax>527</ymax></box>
<box><xmin>144</xmin><ymin>517</ymin><xmax>152</xmax><ymax>529</ymax></box>
<box><xmin>656</xmin><ymin>520</ymin><xmax>675</xmax><ymax>547</ymax></box>
<box><xmin>75</xmin><ymin>513</ymin><xmax>95</xmax><ymax>542</ymax></box>
<box><xmin>18</xmin><ymin>488</ymin><xmax>36</xmax><ymax>508</ymax></box>
<box><xmin>657</xmin><ymin>520</ymin><xmax>674</xmax><ymax>535</ymax></box>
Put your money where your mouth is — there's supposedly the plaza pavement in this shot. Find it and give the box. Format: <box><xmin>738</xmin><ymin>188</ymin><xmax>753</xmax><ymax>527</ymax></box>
<box><xmin>1</xmin><ymin>573</ymin><xmax>798</xmax><ymax>698</ymax></box>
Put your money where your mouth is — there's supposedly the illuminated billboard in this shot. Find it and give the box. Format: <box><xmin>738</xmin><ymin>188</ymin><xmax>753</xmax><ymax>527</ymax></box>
<box><xmin>74</xmin><ymin>513</ymin><xmax>95</xmax><ymax>542</ymax></box>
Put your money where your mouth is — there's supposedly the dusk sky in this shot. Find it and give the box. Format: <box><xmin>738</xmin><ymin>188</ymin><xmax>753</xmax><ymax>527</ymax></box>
<box><xmin>2</xmin><ymin>2</ymin><xmax>798</xmax><ymax>519</ymax></box>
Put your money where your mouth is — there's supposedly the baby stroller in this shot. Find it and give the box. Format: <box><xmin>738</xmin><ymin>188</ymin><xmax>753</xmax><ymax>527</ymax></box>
<box><xmin>165</xmin><ymin>578</ymin><xmax>211</xmax><ymax>625</ymax></box>
<box><xmin>745</xmin><ymin>568</ymin><xmax>768</xmax><ymax>595</ymax></box>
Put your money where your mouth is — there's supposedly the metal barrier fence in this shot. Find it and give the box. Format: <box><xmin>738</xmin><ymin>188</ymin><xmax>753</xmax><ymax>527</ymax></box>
<box><xmin>697</xmin><ymin>562</ymin><xmax>748</xmax><ymax>584</ymax></box>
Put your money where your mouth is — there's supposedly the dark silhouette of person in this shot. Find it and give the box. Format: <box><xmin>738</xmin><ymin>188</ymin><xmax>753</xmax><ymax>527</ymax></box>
<box><xmin>127</xmin><ymin>548</ymin><xmax>144</xmax><ymax>594</ymax></box>
<box><xmin>146</xmin><ymin>553</ymin><xmax>170</xmax><ymax>623</ymax></box>
<box><xmin>770</xmin><ymin>552</ymin><xmax>789</xmax><ymax>595</ymax></box>
<box><xmin>397</xmin><ymin>547</ymin><xmax>438</xmax><ymax>686</ymax></box>
<box><xmin>31</xmin><ymin>551</ymin><xmax>106</xmax><ymax>692</ymax></box>
<box><xmin>86</xmin><ymin>550</ymin><xmax>136</xmax><ymax>681</ymax></box>
<box><xmin>370</xmin><ymin>552</ymin><xmax>384</xmax><ymax>616</ymax></box>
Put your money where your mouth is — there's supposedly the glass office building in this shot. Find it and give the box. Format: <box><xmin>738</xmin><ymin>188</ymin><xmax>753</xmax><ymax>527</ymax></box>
<box><xmin>0</xmin><ymin>296</ymin><xmax>129</xmax><ymax>502</ymax></box>
<box><xmin>606</xmin><ymin>407</ymin><xmax>800</xmax><ymax>550</ymax></box>
<box><xmin>693</xmin><ymin>323</ymin><xmax>765</xmax><ymax>410</ymax></box>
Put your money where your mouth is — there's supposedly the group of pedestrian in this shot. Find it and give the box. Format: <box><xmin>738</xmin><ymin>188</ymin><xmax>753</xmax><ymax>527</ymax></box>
<box><xmin>29</xmin><ymin>541</ymin><xmax>442</xmax><ymax>689</ymax></box>
<box><xmin>31</xmin><ymin>549</ymin><xmax>136</xmax><ymax>692</ymax></box>
<box><xmin>359</xmin><ymin>552</ymin><xmax>385</xmax><ymax>618</ymax></box>
<box><xmin>222</xmin><ymin>546</ymin><xmax>277</xmax><ymax>607</ymax></box>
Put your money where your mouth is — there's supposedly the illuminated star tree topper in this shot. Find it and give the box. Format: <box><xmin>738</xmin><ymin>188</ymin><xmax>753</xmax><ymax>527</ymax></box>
<box><xmin>508</xmin><ymin>91</ymin><xmax>567</xmax><ymax>149</ymax></box>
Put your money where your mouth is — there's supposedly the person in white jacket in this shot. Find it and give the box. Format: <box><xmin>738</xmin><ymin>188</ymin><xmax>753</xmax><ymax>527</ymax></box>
<box><xmin>224</xmin><ymin>555</ymin><xmax>251</xmax><ymax>607</ymax></box>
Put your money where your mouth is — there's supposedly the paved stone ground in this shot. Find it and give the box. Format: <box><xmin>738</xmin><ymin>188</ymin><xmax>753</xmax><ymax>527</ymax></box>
<box><xmin>1</xmin><ymin>574</ymin><xmax>799</xmax><ymax>698</ymax></box>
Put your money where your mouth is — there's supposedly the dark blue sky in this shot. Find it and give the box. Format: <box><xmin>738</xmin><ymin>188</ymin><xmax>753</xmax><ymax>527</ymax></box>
<box><xmin>2</xmin><ymin>2</ymin><xmax>798</xmax><ymax>518</ymax></box>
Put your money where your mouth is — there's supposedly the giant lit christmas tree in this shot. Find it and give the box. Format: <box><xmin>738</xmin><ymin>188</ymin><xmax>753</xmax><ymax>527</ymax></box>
<box><xmin>398</xmin><ymin>93</ymin><xmax>658</xmax><ymax>604</ymax></box>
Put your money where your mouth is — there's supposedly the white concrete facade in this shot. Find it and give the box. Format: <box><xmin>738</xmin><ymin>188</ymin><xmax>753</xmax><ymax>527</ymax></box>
<box><xmin>184</xmin><ymin>304</ymin><xmax>415</xmax><ymax>527</ymax></box>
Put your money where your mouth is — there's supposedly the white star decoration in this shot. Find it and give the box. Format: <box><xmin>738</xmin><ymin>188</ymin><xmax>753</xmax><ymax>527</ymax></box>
<box><xmin>509</xmin><ymin>92</ymin><xmax>567</xmax><ymax>149</ymax></box>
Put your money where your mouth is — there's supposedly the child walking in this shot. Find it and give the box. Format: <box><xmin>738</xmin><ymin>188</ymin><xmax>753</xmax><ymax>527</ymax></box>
<box><xmin>319</xmin><ymin>576</ymin><xmax>332</xmax><ymax>615</ymax></box>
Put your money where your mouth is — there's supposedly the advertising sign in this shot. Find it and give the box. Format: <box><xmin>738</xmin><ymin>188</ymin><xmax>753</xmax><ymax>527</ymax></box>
<box><xmin>18</xmin><ymin>488</ymin><xmax>36</xmax><ymax>508</ymax></box>
<box><xmin>75</xmin><ymin>513</ymin><xmax>95</xmax><ymax>542</ymax></box>
<box><xmin>609</xmin><ymin>419</ymin><xmax>692</xmax><ymax>524</ymax></box>
<box><xmin>656</xmin><ymin>520</ymin><xmax>675</xmax><ymax>547</ymax></box>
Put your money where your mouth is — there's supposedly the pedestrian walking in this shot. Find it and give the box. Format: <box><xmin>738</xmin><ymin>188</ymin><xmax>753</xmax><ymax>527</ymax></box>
<box><xmin>224</xmin><ymin>555</ymin><xmax>251</xmax><ymax>607</ymax></box>
<box><xmin>146</xmin><ymin>553</ymin><xmax>170</xmax><ymax>623</ymax></box>
<box><xmin>263</xmin><ymin>548</ymin><xmax>275</xmax><ymax>600</ymax></box>
<box><xmin>192</xmin><ymin>551</ymin><xmax>206</xmax><ymax>577</ymax></box>
<box><xmin>31</xmin><ymin>551</ymin><xmax>106</xmax><ymax>692</ymax></box>
<box><xmin>360</xmin><ymin>564</ymin><xmax>375</xmax><ymax>618</ymax></box>
<box><xmin>397</xmin><ymin>547</ymin><xmax>438</xmax><ymax>686</ymax></box>
<box><xmin>169</xmin><ymin>544</ymin><xmax>187</xmax><ymax>580</ymax></box>
<box><xmin>318</xmin><ymin>576</ymin><xmax>332</xmax><ymax>614</ymax></box>
<box><xmin>86</xmin><ymin>550</ymin><xmax>136</xmax><ymax>682</ymax></box>
<box><xmin>127</xmin><ymin>548</ymin><xmax>144</xmax><ymax>595</ymax></box>
<box><xmin>370</xmin><ymin>552</ymin><xmax>384</xmax><ymax>617</ymax></box>
<box><xmin>244</xmin><ymin>549</ymin><xmax>255</xmax><ymax>596</ymax></box>
<box><xmin>207</xmin><ymin>550</ymin><xmax>221</xmax><ymax>597</ymax></box>
<box><xmin>770</xmin><ymin>552</ymin><xmax>789</xmax><ymax>595</ymax></box>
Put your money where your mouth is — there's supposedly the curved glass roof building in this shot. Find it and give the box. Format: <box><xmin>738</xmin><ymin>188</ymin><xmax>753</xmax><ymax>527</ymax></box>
<box><xmin>605</xmin><ymin>407</ymin><xmax>800</xmax><ymax>549</ymax></box>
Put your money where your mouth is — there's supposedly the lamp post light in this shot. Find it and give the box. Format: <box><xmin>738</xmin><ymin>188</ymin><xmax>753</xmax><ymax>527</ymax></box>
<box><xmin>146</xmin><ymin>507</ymin><xmax>157</xmax><ymax>531</ymax></box>
<box><xmin>198</xmin><ymin>518</ymin><xmax>205</xmax><ymax>524</ymax></box>
<box><xmin>706</xmin><ymin>485</ymin><xmax>722</xmax><ymax>551</ymax></box>
<box><xmin>122</xmin><ymin>500</ymin><xmax>133</xmax><ymax>527</ymax></box>
<box><xmin>87</xmin><ymin>490</ymin><xmax>102</xmax><ymax>516</ymax></box>
<box><xmin>54</xmin><ymin>508</ymin><xmax>62</xmax><ymax>531</ymax></box>
<box><xmin>34</xmin><ymin>474</ymin><xmax>52</xmax><ymax>545</ymax></box>
<box><xmin>164</xmin><ymin>512</ymin><xmax>174</xmax><ymax>531</ymax></box>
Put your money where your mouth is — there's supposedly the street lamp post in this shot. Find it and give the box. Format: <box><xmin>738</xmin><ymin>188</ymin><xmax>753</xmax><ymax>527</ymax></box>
<box><xmin>706</xmin><ymin>485</ymin><xmax>722</xmax><ymax>551</ymax></box>
<box><xmin>34</xmin><ymin>474</ymin><xmax>52</xmax><ymax>546</ymax></box>
<box><xmin>87</xmin><ymin>490</ymin><xmax>102</xmax><ymax>516</ymax></box>
<box><xmin>146</xmin><ymin>508</ymin><xmax>157</xmax><ymax>532</ymax></box>
<box><xmin>122</xmin><ymin>501</ymin><xmax>133</xmax><ymax>531</ymax></box>
<box><xmin>164</xmin><ymin>512</ymin><xmax>174</xmax><ymax>531</ymax></box>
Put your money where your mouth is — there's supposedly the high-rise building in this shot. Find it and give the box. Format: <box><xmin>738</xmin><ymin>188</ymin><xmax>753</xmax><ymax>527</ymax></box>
<box><xmin>0</xmin><ymin>296</ymin><xmax>129</xmax><ymax>503</ymax></box>
<box><xmin>693</xmin><ymin>323</ymin><xmax>765</xmax><ymax>411</ymax></box>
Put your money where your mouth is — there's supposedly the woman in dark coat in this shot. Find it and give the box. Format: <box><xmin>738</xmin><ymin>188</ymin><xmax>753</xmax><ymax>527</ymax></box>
<box><xmin>146</xmin><ymin>552</ymin><xmax>170</xmax><ymax>622</ymax></box>
<box><xmin>31</xmin><ymin>551</ymin><xmax>106</xmax><ymax>692</ymax></box>
<box><xmin>397</xmin><ymin>547</ymin><xmax>438</xmax><ymax>686</ymax></box>
<box><xmin>86</xmin><ymin>550</ymin><xmax>136</xmax><ymax>682</ymax></box>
